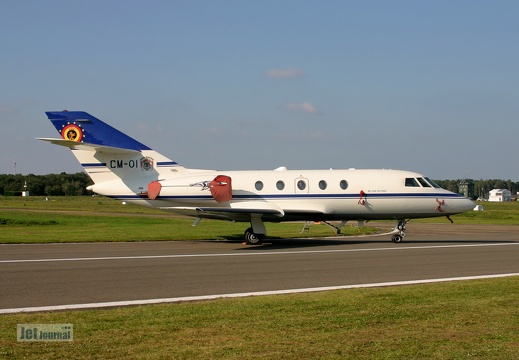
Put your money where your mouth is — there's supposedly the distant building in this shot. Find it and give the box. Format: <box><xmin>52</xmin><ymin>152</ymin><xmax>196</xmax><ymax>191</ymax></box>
<box><xmin>488</xmin><ymin>189</ymin><xmax>512</xmax><ymax>202</ymax></box>
<box><xmin>458</xmin><ymin>179</ymin><xmax>474</xmax><ymax>199</ymax></box>
<box><xmin>22</xmin><ymin>181</ymin><xmax>29</xmax><ymax>197</ymax></box>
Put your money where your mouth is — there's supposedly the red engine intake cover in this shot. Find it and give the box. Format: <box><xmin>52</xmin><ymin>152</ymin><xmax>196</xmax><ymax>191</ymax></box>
<box><xmin>147</xmin><ymin>180</ymin><xmax>162</xmax><ymax>200</ymax></box>
<box><xmin>209</xmin><ymin>175</ymin><xmax>232</xmax><ymax>203</ymax></box>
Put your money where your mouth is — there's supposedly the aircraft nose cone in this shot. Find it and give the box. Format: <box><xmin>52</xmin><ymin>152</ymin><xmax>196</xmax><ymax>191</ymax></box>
<box><xmin>460</xmin><ymin>197</ymin><xmax>476</xmax><ymax>213</ymax></box>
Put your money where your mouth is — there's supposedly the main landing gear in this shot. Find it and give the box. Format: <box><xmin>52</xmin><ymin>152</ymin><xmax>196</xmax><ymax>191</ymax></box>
<box><xmin>244</xmin><ymin>214</ymin><xmax>266</xmax><ymax>245</ymax></box>
<box><xmin>391</xmin><ymin>219</ymin><xmax>408</xmax><ymax>243</ymax></box>
<box><xmin>244</xmin><ymin>227</ymin><xmax>264</xmax><ymax>245</ymax></box>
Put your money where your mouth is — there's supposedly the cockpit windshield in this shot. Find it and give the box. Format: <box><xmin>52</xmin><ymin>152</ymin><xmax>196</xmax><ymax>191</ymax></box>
<box><xmin>417</xmin><ymin>177</ymin><xmax>431</xmax><ymax>187</ymax></box>
<box><xmin>424</xmin><ymin>177</ymin><xmax>441</xmax><ymax>188</ymax></box>
<box><xmin>405</xmin><ymin>178</ymin><xmax>420</xmax><ymax>187</ymax></box>
<box><xmin>405</xmin><ymin>177</ymin><xmax>442</xmax><ymax>188</ymax></box>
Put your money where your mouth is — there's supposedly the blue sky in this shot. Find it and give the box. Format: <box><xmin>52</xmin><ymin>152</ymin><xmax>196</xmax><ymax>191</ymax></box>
<box><xmin>1</xmin><ymin>1</ymin><xmax>518</xmax><ymax>180</ymax></box>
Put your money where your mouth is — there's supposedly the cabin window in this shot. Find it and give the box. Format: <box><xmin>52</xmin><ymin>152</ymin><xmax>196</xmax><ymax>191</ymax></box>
<box><xmin>297</xmin><ymin>180</ymin><xmax>306</xmax><ymax>191</ymax></box>
<box><xmin>405</xmin><ymin>178</ymin><xmax>420</xmax><ymax>187</ymax></box>
<box><xmin>276</xmin><ymin>180</ymin><xmax>285</xmax><ymax>190</ymax></box>
<box><xmin>417</xmin><ymin>177</ymin><xmax>432</xmax><ymax>188</ymax></box>
<box><xmin>255</xmin><ymin>181</ymin><xmax>264</xmax><ymax>191</ymax></box>
<box><xmin>340</xmin><ymin>180</ymin><xmax>348</xmax><ymax>190</ymax></box>
<box><xmin>319</xmin><ymin>180</ymin><xmax>327</xmax><ymax>190</ymax></box>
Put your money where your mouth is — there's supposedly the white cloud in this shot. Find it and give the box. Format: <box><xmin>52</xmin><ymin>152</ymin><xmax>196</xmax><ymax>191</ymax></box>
<box><xmin>277</xmin><ymin>131</ymin><xmax>326</xmax><ymax>140</ymax></box>
<box><xmin>285</xmin><ymin>102</ymin><xmax>318</xmax><ymax>114</ymax></box>
<box><xmin>265</xmin><ymin>67</ymin><xmax>303</xmax><ymax>79</ymax></box>
<box><xmin>203</xmin><ymin>127</ymin><xmax>223</xmax><ymax>135</ymax></box>
<box><xmin>136</xmin><ymin>123</ymin><xmax>164</xmax><ymax>133</ymax></box>
<box><xmin>0</xmin><ymin>103</ymin><xmax>17</xmax><ymax>114</ymax></box>
<box><xmin>137</xmin><ymin>123</ymin><xmax>149</xmax><ymax>131</ymax></box>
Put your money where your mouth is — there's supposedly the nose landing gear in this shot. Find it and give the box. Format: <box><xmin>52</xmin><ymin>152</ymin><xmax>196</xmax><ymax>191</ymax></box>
<box><xmin>391</xmin><ymin>219</ymin><xmax>408</xmax><ymax>243</ymax></box>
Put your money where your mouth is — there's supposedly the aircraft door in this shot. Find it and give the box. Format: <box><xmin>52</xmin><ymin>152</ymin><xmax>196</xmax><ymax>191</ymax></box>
<box><xmin>294</xmin><ymin>177</ymin><xmax>309</xmax><ymax>194</ymax></box>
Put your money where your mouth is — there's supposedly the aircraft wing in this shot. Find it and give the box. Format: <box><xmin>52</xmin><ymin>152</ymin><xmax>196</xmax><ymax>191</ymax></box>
<box><xmin>160</xmin><ymin>201</ymin><xmax>285</xmax><ymax>221</ymax></box>
<box><xmin>196</xmin><ymin>207</ymin><xmax>284</xmax><ymax>216</ymax></box>
<box><xmin>37</xmin><ymin>138</ymin><xmax>140</xmax><ymax>155</ymax></box>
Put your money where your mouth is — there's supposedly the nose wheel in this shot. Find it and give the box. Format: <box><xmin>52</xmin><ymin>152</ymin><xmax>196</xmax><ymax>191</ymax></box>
<box><xmin>391</xmin><ymin>234</ymin><xmax>404</xmax><ymax>243</ymax></box>
<box><xmin>391</xmin><ymin>219</ymin><xmax>408</xmax><ymax>243</ymax></box>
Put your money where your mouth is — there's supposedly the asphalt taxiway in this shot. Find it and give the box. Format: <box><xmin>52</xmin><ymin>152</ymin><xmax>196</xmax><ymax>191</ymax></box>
<box><xmin>1</xmin><ymin>224</ymin><xmax>518</xmax><ymax>313</ymax></box>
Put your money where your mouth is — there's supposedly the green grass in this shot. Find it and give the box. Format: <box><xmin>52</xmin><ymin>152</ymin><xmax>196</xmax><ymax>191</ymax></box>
<box><xmin>0</xmin><ymin>195</ymin><xmax>165</xmax><ymax>213</ymax></box>
<box><xmin>0</xmin><ymin>196</ymin><xmax>380</xmax><ymax>244</ymax></box>
<box><xmin>1</xmin><ymin>277</ymin><xmax>518</xmax><ymax>359</ymax></box>
<box><xmin>0</xmin><ymin>210</ymin><xmax>378</xmax><ymax>243</ymax></box>
<box><xmin>1</xmin><ymin>196</ymin><xmax>519</xmax><ymax>358</ymax></box>
<box><xmin>421</xmin><ymin>201</ymin><xmax>519</xmax><ymax>224</ymax></box>
<box><xmin>2</xmin><ymin>196</ymin><xmax>519</xmax><ymax>244</ymax></box>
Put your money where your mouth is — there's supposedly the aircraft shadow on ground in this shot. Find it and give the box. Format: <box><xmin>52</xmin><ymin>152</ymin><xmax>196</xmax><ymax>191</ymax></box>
<box><xmin>204</xmin><ymin>236</ymin><xmax>518</xmax><ymax>251</ymax></box>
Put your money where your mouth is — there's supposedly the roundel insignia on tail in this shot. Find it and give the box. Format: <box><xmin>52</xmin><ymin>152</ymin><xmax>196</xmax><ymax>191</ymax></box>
<box><xmin>61</xmin><ymin>124</ymin><xmax>83</xmax><ymax>142</ymax></box>
<box><xmin>140</xmin><ymin>157</ymin><xmax>154</xmax><ymax>171</ymax></box>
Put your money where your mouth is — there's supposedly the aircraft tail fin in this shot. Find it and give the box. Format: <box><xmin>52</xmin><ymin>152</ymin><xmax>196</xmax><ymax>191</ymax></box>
<box><xmin>39</xmin><ymin>111</ymin><xmax>185</xmax><ymax>195</ymax></box>
<box><xmin>45</xmin><ymin>111</ymin><xmax>153</xmax><ymax>151</ymax></box>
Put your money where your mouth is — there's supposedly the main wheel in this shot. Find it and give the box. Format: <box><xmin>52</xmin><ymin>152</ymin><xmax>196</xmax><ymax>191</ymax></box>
<box><xmin>245</xmin><ymin>227</ymin><xmax>263</xmax><ymax>245</ymax></box>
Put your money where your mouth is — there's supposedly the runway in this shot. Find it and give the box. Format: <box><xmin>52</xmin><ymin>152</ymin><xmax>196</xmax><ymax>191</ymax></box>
<box><xmin>1</xmin><ymin>224</ymin><xmax>519</xmax><ymax>313</ymax></box>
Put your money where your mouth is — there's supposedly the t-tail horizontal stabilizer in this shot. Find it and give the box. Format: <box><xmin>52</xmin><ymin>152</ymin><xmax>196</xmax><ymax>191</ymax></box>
<box><xmin>37</xmin><ymin>138</ymin><xmax>140</xmax><ymax>154</ymax></box>
<box><xmin>44</xmin><ymin>111</ymin><xmax>151</xmax><ymax>151</ymax></box>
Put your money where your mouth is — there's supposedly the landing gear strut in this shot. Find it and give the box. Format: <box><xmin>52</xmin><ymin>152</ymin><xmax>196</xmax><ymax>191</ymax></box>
<box><xmin>391</xmin><ymin>219</ymin><xmax>408</xmax><ymax>243</ymax></box>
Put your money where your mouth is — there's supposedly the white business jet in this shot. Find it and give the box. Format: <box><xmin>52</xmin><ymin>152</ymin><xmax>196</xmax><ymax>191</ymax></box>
<box><xmin>39</xmin><ymin>111</ymin><xmax>475</xmax><ymax>245</ymax></box>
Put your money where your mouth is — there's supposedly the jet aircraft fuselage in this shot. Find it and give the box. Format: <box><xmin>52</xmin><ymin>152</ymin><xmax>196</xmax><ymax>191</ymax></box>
<box><xmin>39</xmin><ymin>111</ymin><xmax>475</xmax><ymax>244</ymax></box>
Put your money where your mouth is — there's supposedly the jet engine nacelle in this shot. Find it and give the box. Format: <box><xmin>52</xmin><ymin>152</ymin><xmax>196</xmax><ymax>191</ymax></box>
<box><xmin>147</xmin><ymin>175</ymin><xmax>232</xmax><ymax>203</ymax></box>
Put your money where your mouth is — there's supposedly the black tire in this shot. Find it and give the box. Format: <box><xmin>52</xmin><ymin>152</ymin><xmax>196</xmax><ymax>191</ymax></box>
<box><xmin>245</xmin><ymin>227</ymin><xmax>263</xmax><ymax>245</ymax></box>
<box><xmin>391</xmin><ymin>234</ymin><xmax>403</xmax><ymax>243</ymax></box>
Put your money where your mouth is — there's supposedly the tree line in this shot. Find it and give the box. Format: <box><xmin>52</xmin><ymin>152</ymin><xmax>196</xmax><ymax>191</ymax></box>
<box><xmin>0</xmin><ymin>173</ymin><xmax>92</xmax><ymax>196</ymax></box>
<box><xmin>0</xmin><ymin>173</ymin><xmax>517</xmax><ymax>199</ymax></box>
<box><xmin>434</xmin><ymin>179</ymin><xmax>518</xmax><ymax>199</ymax></box>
